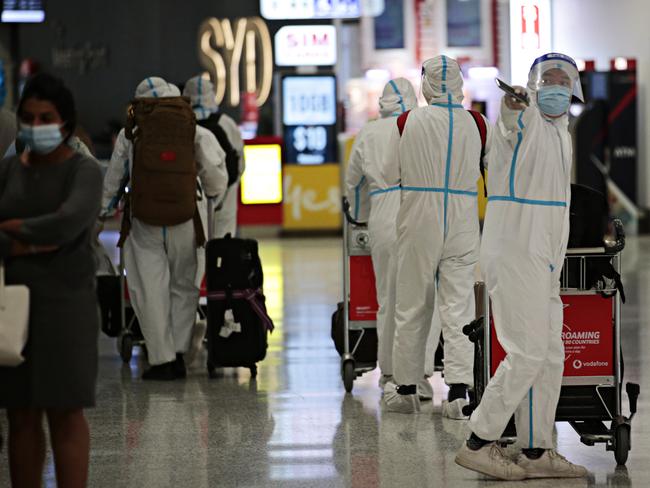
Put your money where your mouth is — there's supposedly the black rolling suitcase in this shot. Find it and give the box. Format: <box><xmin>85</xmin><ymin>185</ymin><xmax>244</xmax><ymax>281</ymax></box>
<box><xmin>93</xmin><ymin>239</ymin><xmax>122</xmax><ymax>338</ymax></box>
<box><xmin>205</xmin><ymin>234</ymin><xmax>274</xmax><ymax>378</ymax></box>
<box><xmin>330</xmin><ymin>302</ymin><xmax>378</xmax><ymax>363</ymax></box>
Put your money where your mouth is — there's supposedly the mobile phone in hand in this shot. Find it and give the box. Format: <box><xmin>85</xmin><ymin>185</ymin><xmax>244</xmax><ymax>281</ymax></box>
<box><xmin>495</xmin><ymin>78</ymin><xmax>530</xmax><ymax>106</ymax></box>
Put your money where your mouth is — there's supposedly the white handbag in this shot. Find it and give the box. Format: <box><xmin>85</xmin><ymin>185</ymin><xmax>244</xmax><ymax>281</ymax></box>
<box><xmin>0</xmin><ymin>261</ymin><xmax>30</xmax><ymax>366</ymax></box>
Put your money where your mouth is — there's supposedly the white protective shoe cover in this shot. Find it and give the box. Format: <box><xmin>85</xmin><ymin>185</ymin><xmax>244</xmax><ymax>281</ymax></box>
<box><xmin>383</xmin><ymin>382</ymin><xmax>421</xmax><ymax>414</ymax></box>
<box><xmin>455</xmin><ymin>442</ymin><xmax>526</xmax><ymax>481</ymax></box>
<box><xmin>442</xmin><ymin>398</ymin><xmax>469</xmax><ymax>420</ymax></box>
<box><xmin>379</xmin><ymin>374</ymin><xmax>394</xmax><ymax>389</ymax></box>
<box><xmin>516</xmin><ymin>450</ymin><xmax>589</xmax><ymax>479</ymax></box>
<box><xmin>186</xmin><ymin>318</ymin><xmax>207</xmax><ymax>368</ymax></box>
<box><xmin>418</xmin><ymin>377</ymin><xmax>434</xmax><ymax>401</ymax></box>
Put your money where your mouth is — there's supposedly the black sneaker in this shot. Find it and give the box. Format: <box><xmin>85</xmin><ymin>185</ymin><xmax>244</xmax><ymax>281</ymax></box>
<box><xmin>142</xmin><ymin>362</ymin><xmax>176</xmax><ymax>381</ymax></box>
<box><xmin>174</xmin><ymin>353</ymin><xmax>187</xmax><ymax>379</ymax></box>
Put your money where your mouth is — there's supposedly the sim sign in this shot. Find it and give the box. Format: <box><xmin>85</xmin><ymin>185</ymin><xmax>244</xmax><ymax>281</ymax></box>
<box><xmin>282</xmin><ymin>75</ymin><xmax>337</xmax><ymax>165</ymax></box>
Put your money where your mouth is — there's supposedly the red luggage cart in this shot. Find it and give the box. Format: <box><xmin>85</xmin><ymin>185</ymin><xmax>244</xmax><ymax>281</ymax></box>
<box><xmin>339</xmin><ymin>197</ymin><xmax>379</xmax><ymax>392</ymax></box>
<box><xmin>464</xmin><ymin>222</ymin><xmax>639</xmax><ymax>465</ymax></box>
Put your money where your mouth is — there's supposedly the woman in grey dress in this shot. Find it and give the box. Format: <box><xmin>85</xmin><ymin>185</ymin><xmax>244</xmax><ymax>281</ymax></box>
<box><xmin>0</xmin><ymin>74</ymin><xmax>102</xmax><ymax>488</ymax></box>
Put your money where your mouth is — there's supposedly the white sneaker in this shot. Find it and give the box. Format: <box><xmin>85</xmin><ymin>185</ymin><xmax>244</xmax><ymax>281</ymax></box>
<box><xmin>516</xmin><ymin>450</ymin><xmax>589</xmax><ymax>479</ymax></box>
<box><xmin>455</xmin><ymin>442</ymin><xmax>526</xmax><ymax>481</ymax></box>
<box><xmin>379</xmin><ymin>374</ymin><xmax>393</xmax><ymax>389</ymax></box>
<box><xmin>185</xmin><ymin>319</ymin><xmax>207</xmax><ymax>367</ymax></box>
<box><xmin>418</xmin><ymin>377</ymin><xmax>434</xmax><ymax>401</ymax></box>
<box><xmin>383</xmin><ymin>382</ymin><xmax>421</xmax><ymax>414</ymax></box>
<box><xmin>442</xmin><ymin>398</ymin><xmax>469</xmax><ymax>419</ymax></box>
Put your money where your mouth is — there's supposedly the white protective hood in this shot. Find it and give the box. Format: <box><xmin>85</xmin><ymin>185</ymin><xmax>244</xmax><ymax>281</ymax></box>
<box><xmin>527</xmin><ymin>52</ymin><xmax>584</xmax><ymax>101</ymax></box>
<box><xmin>378</xmin><ymin>78</ymin><xmax>417</xmax><ymax>117</ymax></box>
<box><xmin>421</xmin><ymin>55</ymin><xmax>464</xmax><ymax>104</ymax></box>
<box><xmin>183</xmin><ymin>75</ymin><xmax>219</xmax><ymax>120</ymax></box>
<box><xmin>134</xmin><ymin>77</ymin><xmax>181</xmax><ymax>98</ymax></box>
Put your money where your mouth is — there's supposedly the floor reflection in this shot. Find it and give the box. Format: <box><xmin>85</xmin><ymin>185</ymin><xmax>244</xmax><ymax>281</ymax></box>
<box><xmin>0</xmin><ymin>236</ymin><xmax>647</xmax><ymax>487</ymax></box>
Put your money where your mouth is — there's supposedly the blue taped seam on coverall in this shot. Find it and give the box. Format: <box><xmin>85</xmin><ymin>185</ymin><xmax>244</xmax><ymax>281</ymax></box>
<box><xmin>354</xmin><ymin>176</ymin><xmax>366</xmax><ymax>220</ymax></box>
<box><xmin>146</xmin><ymin>78</ymin><xmax>159</xmax><ymax>98</ymax></box>
<box><xmin>369</xmin><ymin>185</ymin><xmax>401</xmax><ymax>197</ymax></box>
<box><xmin>389</xmin><ymin>79</ymin><xmax>406</xmax><ymax>114</ymax></box>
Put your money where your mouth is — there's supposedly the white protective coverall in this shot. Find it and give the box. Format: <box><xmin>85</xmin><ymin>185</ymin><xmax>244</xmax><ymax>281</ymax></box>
<box><xmin>101</xmin><ymin>77</ymin><xmax>228</xmax><ymax>366</ymax></box>
<box><xmin>468</xmin><ymin>54</ymin><xmax>583</xmax><ymax>449</ymax></box>
<box><xmin>345</xmin><ymin>79</ymin><xmax>440</xmax><ymax>385</ymax></box>
<box><xmin>183</xmin><ymin>76</ymin><xmax>245</xmax><ymax>240</ymax></box>
<box><xmin>391</xmin><ymin>56</ymin><xmax>486</xmax><ymax>396</ymax></box>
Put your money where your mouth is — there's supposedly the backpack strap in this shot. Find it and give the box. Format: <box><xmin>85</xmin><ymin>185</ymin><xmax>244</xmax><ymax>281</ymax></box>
<box><xmin>397</xmin><ymin>110</ymin><xmax>411</xmax><ymax>137</ymax></box>
<box><xmin>200</xmin><ymin>112</ymin><xmax>239</xmax><ymax>186</ymax></box>
<box><xmin>206</xmin><ymin>113</ymin><xmax>233</xmax><ymax>153</ymax></box>
<box><xmin>468</xmin><ymin>110</ymin><xmax>488</xmax><ymax>197</ymax></box>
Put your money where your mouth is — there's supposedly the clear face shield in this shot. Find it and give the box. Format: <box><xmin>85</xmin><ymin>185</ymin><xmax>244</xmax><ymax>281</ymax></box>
<box><xmin>528</xmin><ymin>54</ymin><xmax>584</xmax><ymax>117</ymax></box>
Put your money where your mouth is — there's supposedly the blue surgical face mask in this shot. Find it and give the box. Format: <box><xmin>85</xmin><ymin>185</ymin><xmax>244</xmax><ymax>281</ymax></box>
<box><xmin>17</xmin><ymin>123</ymin><xmax>64</xmax><ymax>154</ymax></box>
<box><xmin>537</xmin><ymin>85</ymin><xmax>572</xmax><ymax>117</ymax></box>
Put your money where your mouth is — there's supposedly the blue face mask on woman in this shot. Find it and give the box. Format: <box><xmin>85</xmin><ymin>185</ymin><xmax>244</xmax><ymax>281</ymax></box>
<box><xmin>17</xmin><ymin>124</ymin><xmax>64</xmax><ymax>154</ymax></box>
<box><xmin>537</xmin><ymin>85</ymin><xmax>572</xmax><ymax>117</ymax></box>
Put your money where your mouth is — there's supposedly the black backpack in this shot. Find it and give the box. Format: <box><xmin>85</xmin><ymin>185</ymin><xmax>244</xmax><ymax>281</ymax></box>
<box><xmin>198</xmin><ymin>113</ymin><xmax>240</xmax><ymax>186</ymax></box>
<box><xmin>569</xmin><ymin>184</ymin><xmax>609</xmax><ymax>248</ymax></box>
<box><xmin>565</xmin><ymin>184</ymin><xmax>626</xmax><ymax>302</ymax></box>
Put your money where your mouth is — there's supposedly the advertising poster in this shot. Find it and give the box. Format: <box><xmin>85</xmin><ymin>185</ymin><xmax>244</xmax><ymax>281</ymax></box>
<box><xmin>282</xmin><ymin>164</ymin><xmax>341</xmax><ymax>230</ymax></box>
<box><xmin>282</xmin><ymin>75</ymin><xmax>338</xmax><ymax>165</ymax></box>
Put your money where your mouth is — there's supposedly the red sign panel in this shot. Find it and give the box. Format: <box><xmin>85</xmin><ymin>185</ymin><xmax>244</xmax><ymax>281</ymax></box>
<box><xmin>242</xmin><ymin>91</ymin><xmax>259</xmax><ymax>123</ymax></box>
<box><xmin>490</xmin><ymin>294</ymin><xmax>614</xmax><ymax>377</ymax></box>
<box><xmin>521</xmin><ymin>5</ymin><xmax>540</xmax><ymax>49</ymax></box>
<box><xmin>349</xmin><ymin>255</ymin><xmax>378</xmax><ymax>321</ymax></box>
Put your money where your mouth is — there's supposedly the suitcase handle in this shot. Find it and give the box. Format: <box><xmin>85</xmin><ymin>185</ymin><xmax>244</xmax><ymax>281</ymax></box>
<box><xmin>604</xmin><ymin>219</ymin><xmax>625</xmax><ymax>255</ymax></box>
<box><xmin>207</xmin><ymin>197</ymin><xmax>220</xmax><ymax>241</ymax></box>
<box><xmin>342</xmin><ymin>196</ymin><xmax>367</xmax><ymax>226</ymax></box>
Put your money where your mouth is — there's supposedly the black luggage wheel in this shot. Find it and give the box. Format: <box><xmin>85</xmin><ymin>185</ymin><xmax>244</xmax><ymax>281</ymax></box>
<box><xmin>207</xmin><ymin>362</ymin><xmax>218</xmax><ymax>379</ymax></box>
<box><xmin>119</xmin><ymin>334</ymin><xmax>134</xmax><ymax>363</ymax></box>
<box><xmin>611</xmin><ymin>421</ymin><xmax>631</xmax><ymax>466</ymax></box>
<box><xmin>342</xmin><ymin>361</ymin><xmax>355</xmax><ymax>393</ymax></box>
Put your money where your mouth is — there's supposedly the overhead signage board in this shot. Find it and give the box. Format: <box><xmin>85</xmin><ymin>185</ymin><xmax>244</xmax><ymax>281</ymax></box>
<box><xmin>1</xmin><ymin>0</ymin><xmax>45</xmax><ymax>23</ymax></box>
<box><xmin>282</xmin><ymin>75</ymin><xmax>337</xmax><ymax>165</ymax></box>
<box><xmin>261</xmin><ymin>0</ymin><xmax>387</xmax><ymax>19</ymax></box>
<box><xmin>275</xmin><ymin>25</ymin><xmax>337</xmax><ymax>67</ymax></box>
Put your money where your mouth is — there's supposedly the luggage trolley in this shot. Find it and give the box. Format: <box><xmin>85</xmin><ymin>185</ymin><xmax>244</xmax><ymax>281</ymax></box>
<box><xmin>464</xmin><ymin>221</ymin><xmax>640</xmax><ymax>465</ymax></box>
<box><xmin>117</xmin><ymin>249</ymin><xmax>146</xmax><ymax>363</ymax></box>
<box><xmin>339</xmin><ymin>197</ymin><xmax>379</xmax><ymax>392</ymax></box>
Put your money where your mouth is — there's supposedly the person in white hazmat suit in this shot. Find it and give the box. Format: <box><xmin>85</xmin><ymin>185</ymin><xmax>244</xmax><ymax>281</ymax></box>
<box><xmin>182</xmin><ymin>76</ymin><xmax>246</xmax><ymax>365</ymax></box>
<box><xmin>455</xmin><ymin>53</ymin><xmax>589</xmax><ymax>480</ymax></box>
<box><xmin>384</xmin><ymin>56</ymin><xmax>483</xmax><ymax>415</ymax></box>
<box><xmin>345</xmin><ymin>78</ymin><xmax>440</xmax><ymax>401</ymax></box>
<box><xmin>183</xmin><ymin>76</ymin><xmax>245</xmax><ymax>240</ymax></box>
<box><xmin>100</xmin><ymin>77</ymin><xmax>228</xmax><ymax>380</ymax></box>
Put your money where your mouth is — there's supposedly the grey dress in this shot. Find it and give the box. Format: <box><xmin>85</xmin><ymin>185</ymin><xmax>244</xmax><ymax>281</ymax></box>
<box><xmin>0</xmin><ymin>153</ymin><xmax>103</xmax><ymax>408</ymax></box>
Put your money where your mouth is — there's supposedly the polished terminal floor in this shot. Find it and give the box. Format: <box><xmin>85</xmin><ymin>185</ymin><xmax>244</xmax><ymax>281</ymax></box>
<box><xmin>1</xmin><ymin>235</ymin><xmax>649</xmax><ymax>487</ymax></box>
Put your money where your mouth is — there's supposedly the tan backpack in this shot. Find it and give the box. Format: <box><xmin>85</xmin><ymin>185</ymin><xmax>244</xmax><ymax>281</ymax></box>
<box><xmin>125</xmin><ymin>97</ymin><xmax>198</xmax><ymax>227</ymax></box>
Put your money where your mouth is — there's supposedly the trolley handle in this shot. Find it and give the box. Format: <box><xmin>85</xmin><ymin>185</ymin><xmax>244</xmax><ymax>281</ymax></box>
<box><xmin>342</xmin><ymin>196</ymin><xmax>367</xmax><ymax>226</ymax></box>
<box><xmin>604</xmin><ymin>219</ymin><xmax>625</xmax><ymax>255</ymax></box>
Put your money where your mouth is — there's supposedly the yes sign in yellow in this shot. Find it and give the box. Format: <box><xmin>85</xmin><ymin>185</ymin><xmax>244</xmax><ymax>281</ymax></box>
<box><xmin>282</xmin><ymin>164</ymin><xmax>341</xmax><ymax>231</ymax></box>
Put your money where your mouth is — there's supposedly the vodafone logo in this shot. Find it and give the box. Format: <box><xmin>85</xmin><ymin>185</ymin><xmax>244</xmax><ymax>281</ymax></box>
<box><xmin>573</xmin><ymin>359</ymin><xmax>583</xmax><ymax>369</ymax></box>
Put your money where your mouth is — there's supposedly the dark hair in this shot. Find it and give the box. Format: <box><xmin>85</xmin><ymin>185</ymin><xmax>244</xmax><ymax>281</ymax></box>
<box><xmin>17</xmin><ymin>73</ymin><xmax>77</xmax><ymax>141</ymax></box>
